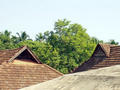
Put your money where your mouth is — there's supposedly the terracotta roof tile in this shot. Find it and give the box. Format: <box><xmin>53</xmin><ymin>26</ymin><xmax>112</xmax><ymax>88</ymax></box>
<box><xmin>0</xmin><ymin>46</ymin><xmax>63</xmax><ymax>90</ymax></box>
<box><xmin>73</xmin><ymin>44</ymin><xmax>120</xmax><ymax>72</ymax></box>
<box><xmin>0</xmin><ymin>62</ymin><xmax>62</xmax><ymax>90</ymax></box>
<box><xmin>99</xmin><ymin>44</ymin><xmax>111</xmax><ymax>57</ymax></box>
<box><xmin>0</xmin><ymin>47</ymin><xmax>22</xmax><ymax>64</ymax></box>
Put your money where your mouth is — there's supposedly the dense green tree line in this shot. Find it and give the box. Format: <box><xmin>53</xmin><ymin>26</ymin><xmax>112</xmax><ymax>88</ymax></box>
<box><xmin>0</xmin><ymin>19</ymin><xmax>119</xmax><ymax>73</ymax></box>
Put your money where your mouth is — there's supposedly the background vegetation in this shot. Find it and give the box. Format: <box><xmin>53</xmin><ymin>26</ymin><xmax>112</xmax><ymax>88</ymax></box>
<box><xmin>0</xmin><ymin>19</ymin><xmax>119</xmax><ymax>73</ymax></box>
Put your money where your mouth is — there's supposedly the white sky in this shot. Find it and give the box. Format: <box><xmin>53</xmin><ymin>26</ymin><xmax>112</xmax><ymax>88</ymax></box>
<box><xmin>0</xmin><ymin>0</ymin><xmax>120</xmax><ymax>42</ymax></box>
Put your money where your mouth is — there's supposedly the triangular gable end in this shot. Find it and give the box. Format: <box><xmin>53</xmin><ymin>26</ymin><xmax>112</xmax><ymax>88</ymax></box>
<box><xmin>91</xmin><ymin>44</ymin><xmax>110</xmax><ymax>57</ymax></box>
<box><xmin>8</xmin><ymin>46</ymin><xmax>41</xmax><ymax>64</ymax></box>
<box><xmin>99</xmin><ymin>44</ymin><xmax>110</xmax><ymax>57</ymax></box>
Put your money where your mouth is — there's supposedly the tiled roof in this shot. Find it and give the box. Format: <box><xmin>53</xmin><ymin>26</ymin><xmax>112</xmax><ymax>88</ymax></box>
<box><xmin>73</xmin><ymin>44</ymin><xmax>120</xmax><ymax>72</ymax></box>
<box><xmin>20</xmin><ymin>65</ymin><xmax>120</xmax><ymax>90</ymax></box>
<box><xmin>0</xmin><ymin>47</ymin><xmax>22</xmax><ymax>64</ymax></box>
<box><xmin>99</xmin><ymin>44</ymin><xmax>111</xmax><ymax>57</ymax></box>
<box><xmin>92</xmin><ymin>45</ymin><xmax>120</xmax><ymax>69</ymax></box>
<box><xmin>0</xmin><ymin>46</ymin><xmax>63</xmax><ymax>90</ymax></box>
<box><xmin>0</xmin><ymin>46</ymin><xmax>41</xmax><ymax>64</ymax></box>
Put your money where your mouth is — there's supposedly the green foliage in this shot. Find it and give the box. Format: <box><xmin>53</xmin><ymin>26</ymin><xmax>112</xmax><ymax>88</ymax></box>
<box><xmin>0</xmin><ymin>30</ymin><xmax>11</xmax><ymax>43</ymax></box>
<box><xmin>35</xmin><ymin>19</ymin><xmax>96</xmax><ymax>73</ymax></box>
<box><xmin>0</xmin><ymin>19</ymin><xmax>118</xmax><ymax>74</ymax></box>
<box><xmin>91</xmin><ymin>37</ymin><xmax>104</xmax><ymax>44</ymax></box>
<box><xmin>35</xmin><ymin>33</ymin><xmax>43</xmax><ymax>42</ymax></box>
<box><xmin>12</xmin><ymin>31</ymin><xmax>30</xmax><ymax>44</ymax></box>
<box><xmin>107</xmin><ymin>39</ymin><xmax>119</xmax><ymax>45</ymax></box>
<box><xmin>0</xmin><ymin>30</ymin><xmax>15</xmax><ymax>49</ymax></box>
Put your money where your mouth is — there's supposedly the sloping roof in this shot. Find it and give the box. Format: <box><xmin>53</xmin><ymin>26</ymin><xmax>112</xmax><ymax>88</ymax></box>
<box><xmin>98</xmin><ymin>44</ymin><xmax>111</xmax><ymax>57</ymax></box>
<box><xmin>20</xmin><ymin>65</ymin><xmax>120</xmax><ymax>90</ymax></box>
<box><xmin>73</xmin><ymin>44</ymin><xmax>120</xmax><ymax>72</ymax></box>
<box><xmin>0</xmin><ymin>46</ymin><xmax>40</xmax><ymax>64</ymax></box>
<box><xmin>0</xmin><ymin>46</ymin><xmax>63</xmax><ymax>90</ymax></box>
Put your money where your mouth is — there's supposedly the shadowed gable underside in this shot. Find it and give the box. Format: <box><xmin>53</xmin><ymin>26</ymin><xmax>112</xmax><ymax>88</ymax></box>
<box><xmin>0</xmin><ymin>46</ymin><xmax>41</xmax><ymax>64</ymax></box>
<box><xmin>0</xmin><ymin>46</ymin><xmax>63</xmax><ymax>90</ymax></box>
<box><xmin>73</xmin><ymin>43</ymin><xmax>120</xmax><ymax>72</ymax></box>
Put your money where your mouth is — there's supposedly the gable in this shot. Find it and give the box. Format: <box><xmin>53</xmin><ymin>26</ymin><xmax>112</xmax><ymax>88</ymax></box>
<box><xmin>0</xmin><ymin>46</ymin><xmax>41</xmax><ymax>64</ymax></box>
<box><xmin>92</xmin><ymin>44</ymin><xmax>111</xmax><ymax>57</ymax></box>
<box><xmin>15</xmin><ymin>49</ymin><xmax>39</xmax><ymax>63</ymax></box>
<box><xmin>0</xmin><ymin>46</ymin><xmax>63</xmax><ymax>89</ymax></box>
<box><xmin>73</xmin><ymin>44</ymin><xmax>111</xmax><ymax>72</ymax></box>
<box><xmin>93</xmin><ymin>45</ymin><xmax>106</xmax><ymax>57</ymax></box>
<box><xmin>8</xmin><ymin>46</ymin><xmax>41</xmax><ymax>64</ymax></box>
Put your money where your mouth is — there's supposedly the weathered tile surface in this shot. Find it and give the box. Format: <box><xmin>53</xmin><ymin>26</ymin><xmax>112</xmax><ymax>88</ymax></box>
<box><xmin>73</xmin><ymin>44</ymin><xmax>120</xmax><ymax>72</ymax></box>
<box><xmin>0</xmin><ymin>46</ymin><xmax>63</xmax><ymax>90</ymax></box>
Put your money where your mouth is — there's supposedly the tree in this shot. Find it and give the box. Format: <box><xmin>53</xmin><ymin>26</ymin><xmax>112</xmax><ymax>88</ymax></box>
<box><xmin>107</xmin><ymin>39</ymin><xmax>119</xmax><ymax>45</ymax></box>
<box><xmin>0</xmin><ymin>19</ymin><xmax>119</xmax><ymax>74</ymax></box>
<box><xmin>91</xmin><ymin>37</ymin><xmax>104</xmax><ymax>44</ymax></box>
<box><xmin>0</xmin><ymin>30</ymin><xmax>15</xmax><ymax>49</ymax></box>
<box><xmin>12</xmin><ymin>31</ymin><xmax>30</xmax><ymax>43</ymax></box>
<box><xmin>35</xmin><ymin>33</ymin><xmax>44</xmax><ymax>42</ymax></box>
<box><xmin>39</xmin><ymin>19</ymin><xmax>96</xmax><ymax>73</ymax></box>
<box><xmin>0</xmin><ymin>30</ymin><xmax>11</xmax><ymax>43</ymax></box>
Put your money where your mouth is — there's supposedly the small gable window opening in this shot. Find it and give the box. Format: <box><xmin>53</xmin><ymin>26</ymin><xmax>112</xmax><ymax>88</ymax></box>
<box><xmin>15</xmin><ymin>49</ymin><xmax>37</xmax><ymax>63</ymax></box>
<box><xmin>94</xmin><ymin>46</ymin><xmax>106</xmax><ymax>57</ymax></box>
<box><xmin>0</xmin><ymin>46</ymin><xmax>63</xmax><ymax>89</ymax></box>
<box><xmin>8</xmin><ymin>46</ymin><xmax>41</xmax><ymax>65</ymax></box>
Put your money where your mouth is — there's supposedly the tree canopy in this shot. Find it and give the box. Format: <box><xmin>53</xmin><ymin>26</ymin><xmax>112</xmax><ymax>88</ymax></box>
<box><xmin>0</xmin><ymin>19</ymin><xmax>119</xmax><ymax>73</ymax></box>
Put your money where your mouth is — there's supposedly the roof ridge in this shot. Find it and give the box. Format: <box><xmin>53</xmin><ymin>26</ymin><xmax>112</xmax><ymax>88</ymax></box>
<box><xmin>99</xmin><ymin>43</ymin><xmax>120</xmax><ymax>47</ymax></box>
<box><xmin>8</xmin><ymin>46</ymin><xmax>27</xmax><ymax>62</ymax></box>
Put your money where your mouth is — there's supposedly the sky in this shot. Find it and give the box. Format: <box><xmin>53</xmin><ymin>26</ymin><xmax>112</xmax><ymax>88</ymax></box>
<box><xmin>0</xmin><ymin>0</ymin><xmax>120</xmax><ymax>42</ymax></box>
